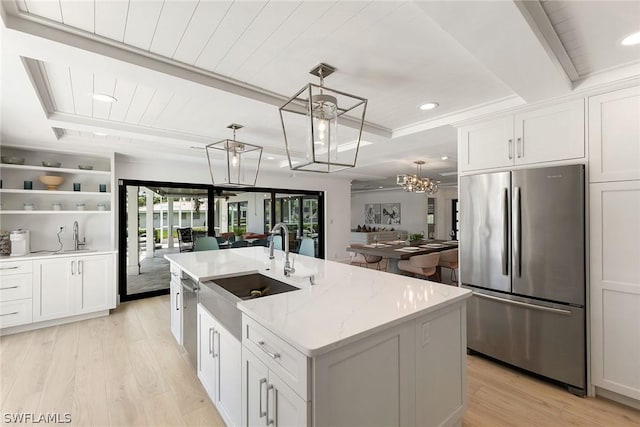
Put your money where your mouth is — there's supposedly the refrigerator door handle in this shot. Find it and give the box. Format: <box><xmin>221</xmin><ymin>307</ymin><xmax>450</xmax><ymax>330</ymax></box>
<box><xmin>502</xmin><ymin>188</ymin><xmax>509</xmax><ymax>275</ymax></box>
<box><xmin>473</xmin><ymin>292</ymin><xmax>572</xmax><ymax>316</ymax></box>
<box><xmin>513</xmin><ymin>186</ymin><xmax>522</xmax><ymax>277</ymax></box>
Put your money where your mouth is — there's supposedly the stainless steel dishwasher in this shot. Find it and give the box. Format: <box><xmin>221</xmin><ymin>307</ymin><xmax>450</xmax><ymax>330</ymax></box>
<box><xmin>181</xmin><ymin>275</ymin><xmax>199</xmax><ymax>370</ymax></box>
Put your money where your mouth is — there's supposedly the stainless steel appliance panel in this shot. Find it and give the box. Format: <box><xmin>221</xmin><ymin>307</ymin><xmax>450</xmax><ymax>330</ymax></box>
<box><xmin>181</xmin><ymin>277</ymin><xmax>199</xmax><ymax>370</ymax></box>
<box><xmin>511</xmin><ymin>165</ymin><xmax>585</xmax><ymax>305</ymax></box>
<box><xmin>460</xmin><ymin>172</ymin><xmax>511</xmax><ymax>293</ymax></box>
<box><xmin>465</xmin><ymin>287</ymin><xmax>585</xmax><ymax>391</ymax></box>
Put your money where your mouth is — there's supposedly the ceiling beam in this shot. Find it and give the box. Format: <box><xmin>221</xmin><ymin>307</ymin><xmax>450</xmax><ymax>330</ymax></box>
<box><xmin>3</xmin><ymin>11</ymin><xmax>392</xmax><ymax>138</ymax></box>
<box><xmin>416</xmin><ymin>0</ymin><xmax>572</xmax><ymax>103</ymax></box>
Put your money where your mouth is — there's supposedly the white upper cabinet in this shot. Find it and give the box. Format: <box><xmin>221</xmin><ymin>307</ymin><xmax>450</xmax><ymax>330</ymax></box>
<box><xmin>514</xmin><ymin>99</ymin><xmax>585</xmax><ymax>166</ymax></box>
<box><xmin>589</xmin><ymin>85</ymin><xmax>640</xmax><ymax>183</ymax></box>
<box><xmin>459</xmin><ymin>116</ymin><xmax>514</xmax><ymax>171</ymax></box>
<box><xmin>459</xmin><ymin>99</ymin><xmax>585</xmax><ymax>172</ymax></box>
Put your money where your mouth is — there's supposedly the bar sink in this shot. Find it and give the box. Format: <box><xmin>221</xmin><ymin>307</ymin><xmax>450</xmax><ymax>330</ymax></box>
<box><xmin>212</xmin><ymin>274</ymin><xmax>300</xmax><ymax>300</ymax></box>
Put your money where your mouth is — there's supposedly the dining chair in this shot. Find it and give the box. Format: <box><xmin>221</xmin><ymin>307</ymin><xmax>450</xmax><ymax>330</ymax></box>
<box><xmin>438</xmin><ymin>249</ymin><xmax>459</xmax><ymax>284</ymax></box>
<box><xmin>272</xmin><ymin>235</ymin><xmax>283</xmax><ymax>250</ymax></box>
<box><xmin>298</xmin><ymin>237</ymin><xmax>315</xmax><ymax>257</ymax></box>
<box><xmin>176</xmin><ymin>227</ymin><xmax>194</xmax><ymax>252</ymax></box>
<box><xmin>194</xmin><ymin>236</ymin><xmax>219</xmax><ymax>251</ymax></box>
<box><xmin>397</xmin><ymin>252</ymin><xmax>440</xmax><ymax>280</ymax></box>
<box><xmin>349</xmin><ymin>244</ymin><xmax>385</xmax><ymax>270</ymax></box>
<box><xmin>231</xmin><ymin>240</ymin><xmax>249</xmax><ymax>248</ymax></box>
<box><xmin>252</xmin><ymin>239</ymin><xmax>269</xmax><ymax>247</ymax></box>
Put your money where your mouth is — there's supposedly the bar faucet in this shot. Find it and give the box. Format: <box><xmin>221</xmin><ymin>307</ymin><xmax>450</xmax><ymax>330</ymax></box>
<box><xmin>72</xmin><ymin>220</ymin><xmax>86</xmax><ymax>251</ymax></box>
<box><xmin>269</xmin><ymin>222</ymin><xmax>295</xmax><ymax>277</ymax></box>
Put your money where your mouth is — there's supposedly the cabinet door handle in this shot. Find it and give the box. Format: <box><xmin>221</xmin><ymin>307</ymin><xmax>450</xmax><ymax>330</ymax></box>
<box><xmin>0</xmin><ymin>266</ymin><xmax>18</xmax><ymax>270</ymax></box>
<box><xmin>508</xmin><ymin>138</ymin><xmax>513</xmax><ymax>159</ymax></box>
<box><xmin>259</xmin><ymin>378</ymin><xmax>267</xmax><ymax>418</ymax></box>
<box><xmin>0</xmin><ymin>312</ymin><xmax>19</xmax><ymax>317</ymax></box>
<box><xmin>212</xmin><ymin>329</ymin><xmax>218</xmax><ymax>358</ymax></box>
<box><xmin>266</xmin><ymin>384</ymin><xmax>275</xmax><ymax>426</ymax></box>
<box><xmin>0</xmin><ymin>286</ymin><xmax>19</xmax><ymax>290</ymax></box>
<box><xmin>208</xmin><ymin>327</ymin><xmax>214</xmax><ymax>355</ymax></box>
<box><xmin>176</xmin><ymin>292</ymin><xmax>180</xmax><ymax>311</ymax></box>
<box><xmin>257</xmin><ymin>341</ymin><xmax>280</xmax><ymax>360</ymax></box>
<box><xmin>516</xmin><ymin>137</ymin><xmax>522</xmax><ymax>158</ymax></box>
<box><xmin>78</xmin><ymin>260</ymin><xmax>83</xmax><ymax>275</ymax></box>
<box><xmin>71</xmin><ymin>260</ymin><xmax>75</xmax><ymax>275</ymax></box>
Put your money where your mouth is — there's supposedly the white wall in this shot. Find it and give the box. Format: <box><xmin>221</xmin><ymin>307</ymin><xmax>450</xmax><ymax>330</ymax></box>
<box><xmin>115</xmin><ymin>154</ymin><xmax>352</xmax><ymax>261</ymax></box>
<box><xmin>350</xmin><ymin>187</ymin><xmax>458</xmax><ymax>240</ymax></box>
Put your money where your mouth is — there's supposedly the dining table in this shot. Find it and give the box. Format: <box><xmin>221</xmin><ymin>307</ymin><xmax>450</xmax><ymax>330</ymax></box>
<box><xmin>346</xmin><ymin>239</ymin><xmax>458</xmax><ymax>275</ymax></box>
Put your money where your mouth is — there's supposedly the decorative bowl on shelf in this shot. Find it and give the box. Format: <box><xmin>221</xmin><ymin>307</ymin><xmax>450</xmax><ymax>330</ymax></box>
<box><xmin>42</xmin><ymin>161</ymin><xmax>61</xmax><ymax>168</ymax></box>
<box><xmin>78</xmin><ymin>165</ymin><xmax>93</xmax><ymax>170</ymax></box>
<box><xmin>39</xmin><ymin>175</ymin><xmax>65</xmax><ymax>190</ymax></box>
<box><xmin>1</xmin><ymin>156</ymin><xmax>25</xmax><ymax>165</ymax></box>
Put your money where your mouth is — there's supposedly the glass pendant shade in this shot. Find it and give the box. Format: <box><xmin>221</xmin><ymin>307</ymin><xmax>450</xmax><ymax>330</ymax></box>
<box><xmin>206</xmin><ymin>125</ymin><xmax>263</xmax><ymax>187</ymax></box>
<box><xmin>279</xmin><ymin>63</ymin><xmax>367</xmax><ymax>173</ymax></box>
<box><xmin>397</xmin><ymin>161</ymin><xmax>439</xmax><ymax>194</ymax></box>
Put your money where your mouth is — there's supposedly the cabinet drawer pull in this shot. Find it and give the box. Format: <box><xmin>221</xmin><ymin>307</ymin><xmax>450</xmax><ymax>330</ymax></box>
<box><xmin>259</xmin><ymin>378</ymin><xmax>267</xmax><ymax>418</ymax></box>
<box><xmin>266</xmin><ymin>384</ymin><xmax>275</xmax><ymax>426</ymax></box>
<box><xmin>0</xmin><ymin>266</ymin><xmax>19</xmax><ymax>270</ymax></box>
<box><xmin>0</xmin><ymin>312</ymin><xmax>19</xmax><ymax>317</ymax></box>
<box><xmin>0</xmin><ymin>286</ymin><xmax>19</xmax><ymax>290</ymax></box>
<box><xmin>257</xmin><ymin>341</ymin><xmax>280</xmax><ymax>359</ymax></box>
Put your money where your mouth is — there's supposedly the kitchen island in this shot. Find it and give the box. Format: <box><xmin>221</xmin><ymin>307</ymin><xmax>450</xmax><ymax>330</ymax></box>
<box><xmin>166</xmin><ymin>246</ymin><xmax>471</xmax><ymax>427</ymax></box>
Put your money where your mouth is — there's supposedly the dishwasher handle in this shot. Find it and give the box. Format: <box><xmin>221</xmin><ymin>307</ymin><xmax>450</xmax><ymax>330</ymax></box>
<box><xmin>180</xmin><ymin>278</ymin><xmax>200</xmax><ymax>293</ymax></box>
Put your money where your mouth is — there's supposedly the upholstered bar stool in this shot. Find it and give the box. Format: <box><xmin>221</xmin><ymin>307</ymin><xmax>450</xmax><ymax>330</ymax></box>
<box><xmin>397</xmin><ymin>252</ymin><xmax>440</xmax><ymax>280</ymax></box>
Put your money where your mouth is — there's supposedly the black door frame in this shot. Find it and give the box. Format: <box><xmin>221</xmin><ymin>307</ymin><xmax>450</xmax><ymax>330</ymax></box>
<box><xmin>118</xmin><ymin>179</ymin><xmax>215</xmax><ymax>302</ymax></box>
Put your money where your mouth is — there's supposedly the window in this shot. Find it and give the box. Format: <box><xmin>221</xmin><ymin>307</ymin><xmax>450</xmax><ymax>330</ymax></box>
<box><xmin>227</xmin><ymin>202</ymin><xmax>248</xmax><ymax>235</ymax></box>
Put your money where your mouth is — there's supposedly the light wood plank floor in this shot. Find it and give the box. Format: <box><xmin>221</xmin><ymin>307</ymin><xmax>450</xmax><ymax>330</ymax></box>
<box><xmin>1</xmin><ymin>295</ymin><xmax>638</xmax><ymax>426</ymax></box>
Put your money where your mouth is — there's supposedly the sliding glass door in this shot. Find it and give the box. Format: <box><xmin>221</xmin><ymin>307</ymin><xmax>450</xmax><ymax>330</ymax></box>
<box><xmin>118</xmin><ymin>180</ymin><xmax>213</xmax><ymax>301</ymax></box>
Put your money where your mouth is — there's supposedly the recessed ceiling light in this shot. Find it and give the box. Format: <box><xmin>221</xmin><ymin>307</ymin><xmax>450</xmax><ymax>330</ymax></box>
<box><xmin>441</xmin><ymin>155</ymin><xmax>449</xmax><ymax>160</ymax></box>
<box><xmin>91</xmin><ymin>93</ymin><xmax>117</xmax><ymax>103</ymax></box>
<box><xmin>93</xmin><ymin>131</ymin><xmax>107</xmax><ymax>136</ymax></box>
<box><xmin>419</xmin><ymin>102</ymin><xmax>439</xmax><ymax>111</ymax></box>
<box><xmin>621</xmin><ymin>31</ymin><xmax>640</xmax><ymax>46</ymax></box>
<box><xmin>379</xmin><ymin>186</ymin><xmax>384</xmax><ymax>189</ymax></box>
<box><xmin>267</xmin><ymin>156</ymin><xmax>275</xmax><ymax>160</ymax></box>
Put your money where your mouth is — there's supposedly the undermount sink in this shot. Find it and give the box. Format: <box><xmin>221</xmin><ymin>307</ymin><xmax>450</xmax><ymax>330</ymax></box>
<box><xmin>213</xmin><ymin>274</ymin><xmax>300</xmax><ymax>300</ymax></box>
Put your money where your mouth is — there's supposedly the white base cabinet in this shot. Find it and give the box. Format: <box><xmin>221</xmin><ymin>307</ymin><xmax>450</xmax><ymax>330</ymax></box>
<box><xmin>0</xmin><ymin>260</ymin><xmax>33</xmax><ymax>328</ymax></box>
<box><xmin>590</xmin><ymin>180</ymin><xmax>640</xmax><ymax>401</ymax></box>
<box><xmin>33</xmin><ymin>253</ymin><xmax>114</xmax><ymax>322</ymax></box>
<box><xmin>241</xmin><ymin>300</ymin><xmax>466</xmax><ymax>427</ymax></box>
<box><xmin>198</xmin><ymin>304</ymin><xmax>242</xmax><ymax>427</ymax></box>
<box><xmin>170</xmin><ymin>266</ymin><xmax>182</xmax><ymax>345</ymax></box>
<box><xmin>242</xmin><ymin>348</ymin><xmax>309</xmax><ymax>427</ymax></box>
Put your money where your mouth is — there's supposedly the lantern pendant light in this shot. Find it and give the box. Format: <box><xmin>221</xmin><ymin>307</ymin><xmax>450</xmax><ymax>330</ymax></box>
<box><xmin>206</xmin><ymin>124</ymin><xmax>263</xmax><ymax>187</ymax></box>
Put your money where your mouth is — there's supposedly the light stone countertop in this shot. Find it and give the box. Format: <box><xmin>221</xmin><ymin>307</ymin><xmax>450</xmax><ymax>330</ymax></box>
<box><xmin>165</xmin><ymin>246</ymin><xmax>471</xmax><ymax>357</ymax></box>
<box><xmin>0</xmin><ymin>249</ymin><xmax>116</xmax><ymax>262</ymax></box>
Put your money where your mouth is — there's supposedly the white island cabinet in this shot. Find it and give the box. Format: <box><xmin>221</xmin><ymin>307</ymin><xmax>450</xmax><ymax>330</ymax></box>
<box><xmin>166</xmin><ymin>247</ymin><xmax>471</xmax><ymax>427</ymax></box>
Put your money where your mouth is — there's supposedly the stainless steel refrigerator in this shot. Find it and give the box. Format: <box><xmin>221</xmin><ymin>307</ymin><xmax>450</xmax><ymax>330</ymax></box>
<box><xmin>460</xmin><ymin>164</ymin><xmax>586</xmax><ymax>395</ymax></box>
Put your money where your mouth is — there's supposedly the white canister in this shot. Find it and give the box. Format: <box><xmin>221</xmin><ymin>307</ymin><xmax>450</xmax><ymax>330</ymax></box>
<box><xmin>52</xmin><ymin>203</ymin><xmax>62</xmax><ymax>211</ymax></box>
<box><xmin>10</xmin><ymin>229</ymin><xmax>30</xmax><ymax>256</ymax></box>
<box><xmin>76</xmin><ymin>203</ymin><xmax>85</xmax><ymax>211</ymax></box>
